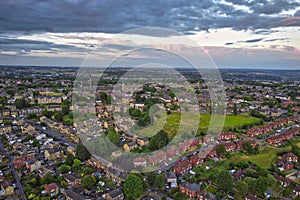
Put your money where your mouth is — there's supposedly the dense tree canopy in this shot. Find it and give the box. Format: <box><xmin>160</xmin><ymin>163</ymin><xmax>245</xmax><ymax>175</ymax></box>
<box><xmin>216</xmin><ymin>144</ymin><xmax>226</xmax><ymax>156</ymax></box>
<box><xmin>107</xmin><ymin>129</ymin><xmax>120</xmax><ymax>145</ymax></box>
<box><xmin>149</xmin><ymin>130</ymin><xmax>168</xmax><ymax>150</ymax></box>
<box><xmin>81</xmin><ymin>175</ymin><xmax>96</xmax><ymax>190</ymax></box>
<box><xmin>216</xmin><ymin>170</ymin><xmax>234</xmax><ymax>193</ymax></box>
<box><xmin>76</xmin><ymin>144</ymin><xmax>91</xmax><ymax>161</ymax></box>
<box><xmin>123</xmin><ymin>174</ymin><xmax>145</xmax><ymax>200</ymax></box>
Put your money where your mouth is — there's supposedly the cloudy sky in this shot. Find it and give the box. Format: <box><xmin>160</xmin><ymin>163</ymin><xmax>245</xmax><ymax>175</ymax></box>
<box><xmin>0</xmin><ymin>0</ymin><xmax>300</xmax><ymax>69</ymax></box>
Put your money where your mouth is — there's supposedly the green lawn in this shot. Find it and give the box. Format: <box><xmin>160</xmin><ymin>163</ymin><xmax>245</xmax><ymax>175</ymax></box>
<box><xmin>227</xmin><ymin>146</ymin><xmax>291</xmax><ymax>169</ymax></box>
<box><xmin>132</xmin><ymin>112</ymin><xmax>260</xmax><ymax>138</ymax></box>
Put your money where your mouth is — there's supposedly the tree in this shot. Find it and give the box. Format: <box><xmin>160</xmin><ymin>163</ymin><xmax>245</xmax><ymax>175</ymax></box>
<box><xmin>234</xmin><ymin>180</ymin><xmax>248</xmax><ymax>199</ymax></box>
<box><xmin>32</xmin><ymin>139</ymin><xmax>40</xmax><ymax>148</ymax></box>
<box><xmin>216</xmin><ymin>170</ymin><xmax>234</xmax><ymax>193</ymax></box>
<box><xmin>14</xmin><ymin>98</ymin><xmax>29</xmax><ymax>109</ymax></box>
<box><xmin>81</xmin><ymin>175</ymin><xmax>96</xmax><ymax>190</ymax></box>
<box><xmin>255</xmin><ymin>176</ymin><xmax>270</xmax><ymax>196</ymax></box>
<box><xmin>147</xmin><ymin>172</ymin><xmax>164</xmax><ymax>189</ymax></box>
<box><xmin>107</xmin><ymin>129</ymin><xmax>120</xmax><ymax>145</ymax></box>
<box><xmin>59</xmin><ymin>164</ymin><xmax>71</xmax><ymax>174</ymax></box>
<box><xmin>61</xmin><ymin>180</ymin><xmax>67</xmax><ymax>188</ymax></box>
<box><xmin>27</xmin><ymin>112</ymin><xmax>37</xmax><ymax>120</ymax></box>
<box><xmin>124</xmin><ymin>174</ymin><xmax>145</xmax><ymax>200</ymax></box>
<box><xmin>62</xmin><ymin>105</ymin><xmax>70</xmax><ymax>115</ymax></box>
<box><xmin>282</xmin><ymin>188</ymin><xmax>291</xmax><ymax>197</ymax></box>
<box><xmin>65</xmin><ymin>154</ymin><xmax>74</xmax><ymax>166</ymax></box>
<box><xmin>149</xmin><ymin>130</ymin><xmax>168</xmax><ymax>150</ymax></box>
<box><xmin>73</xmin><ymin>158</ymin><xmax>81</xmax><ymax>170</ymax></box>
<box><xmin>42</xmin><ymin>109</ymin><xmax>53</xmax><ymax>118</ymax></box>
<box><xmin>54</xmin><ymin>112</ymin><xmax>63</xmax><ymax>122</ymax></box>
<box><xmin>40</xmin><ymin>173</ymin><xmax>55</xmax><ymax>185</ymax></box>
<box><xmin>155</xmin><ymin>174</ymin><xmax>165</xmax><ymax>190</ymax></box>
<box><xmin>233</xmin><ymin>103</ymin><xmax>238</xmax><ymax>116</ymax></box>
<box><xmin>242</xmin><ymin>142</ymin><xmax>254</xmax><ymax>154</ymax></box>
<box><xmin>76</xmin><ymin>144</ymin><xmax>91</xmax><ymax>161</ymax></box>
<box><xmin>216</xmin><ymin>144</ymin><xmax>226</xmax><ymax>156</ymax></box>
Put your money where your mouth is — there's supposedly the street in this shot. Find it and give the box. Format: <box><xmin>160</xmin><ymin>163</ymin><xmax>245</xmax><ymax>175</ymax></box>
<box><xmin>0</xmin><ymin>142</ymin><xmax>27</xmax><ymax>200</ymax></box>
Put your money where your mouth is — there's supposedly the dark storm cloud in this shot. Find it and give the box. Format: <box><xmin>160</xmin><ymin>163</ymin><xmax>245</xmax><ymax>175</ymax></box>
<box><xmin>244</xmin><ymin>38</ymin><xmax>265</xmax><ymax>43</ymax></box>
<box><xmin>0</xmin><ymin>0</ymin><xmax>299</xmax><ymax>35</ymax></box>
<box><xmin>264</xmin><ymin>38</ymin><xmax>288</xmax><ymax>42</ymax></box>
<box><xmin>0</xmin><ymin>37</ymin><xmax>84</xmax><ymax>52</ymax></box>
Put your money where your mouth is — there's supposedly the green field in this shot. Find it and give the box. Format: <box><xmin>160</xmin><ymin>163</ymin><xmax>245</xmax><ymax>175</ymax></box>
<box><xmin>226</xmin><ymin>146</ymin><xmax>291</xmax><ymax>169</ymax></box>
<box><xmin>132</xmin><ymin>112</ymin><xmax>260</xmax><ymax>138</ymax></box>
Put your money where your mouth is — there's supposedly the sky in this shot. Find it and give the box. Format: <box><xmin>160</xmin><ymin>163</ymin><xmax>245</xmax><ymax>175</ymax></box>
<box><xmin>0</xmin><ymin>0</ymin><xmax>300</xmax><ymax>69</ymax></box>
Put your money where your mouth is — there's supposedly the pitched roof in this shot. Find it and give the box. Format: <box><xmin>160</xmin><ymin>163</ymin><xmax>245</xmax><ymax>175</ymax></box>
<box><xmin>108</xmin><ymin>188</ymin><xmax>123</xmax><ymax>198</ymax></box>
<box><xmin>64</xmin><ymin>189</ymin><xmax>85</xmax><ymax>200</ymax></box>
<box><xmin>181</xmin><ymin>182</ymin><xmax>199</xmax><ymax>192</ymax></box>
<box><xmin>166</xmin><ymin>171</ymin><xmax>177</xmax><ymax>179</ymax></box>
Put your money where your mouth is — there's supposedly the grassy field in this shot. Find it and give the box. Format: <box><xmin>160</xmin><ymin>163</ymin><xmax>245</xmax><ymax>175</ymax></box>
<box><xmin>226</xmin><ymin>146</ymin><xmax>291</xmax><ymax>169</ymax></box>
<box><xmin>133</xmin><ymin>112</ymin><xmax>260</xmax><ymax>138</ymax></box>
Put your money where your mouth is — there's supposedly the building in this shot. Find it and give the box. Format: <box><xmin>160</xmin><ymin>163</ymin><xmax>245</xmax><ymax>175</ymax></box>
<box><xmin>64</xmin><ymin>189</ymin><xmax>86</xmax><ymax>200</ymax></box>
<box><xmin>47</xmin><ymin>105</ymin><xmax>62</xmax><ymax>112</ymax></box>
<box><xmin>0</xmin><ymin>180</ymin><xmax>14</xmax><ymax>196</ymax></box>
<box><xmin>166</xmin><ymin>171</ymin><xmax>177</xmax><ymax>188</ymax></box>
<box><xmin>282</xmin><ymin>152</ymin><xmax>298</xmax><ymax>163</ymax></box>
<box><xmin>174</xmin><ymin>160</ymin><xmax>192</xmax><ymax>174</ymax></box>
<box><xmin>123</xmin><ymin>141</ymin><xmax>138</xmax><ymax>152</ymax></box>
<box><xmin>105</xmin><ymin>188</ymin><xmax>124</xmax><ymax>200</ymax></box>
<box><xmin>190</xmin><ymin>153</ymin><xmax>204</xmax><ymax>166</ymax></box>
<box><xmin>196</xmin><ymin>190</ymin><xmax>209</xmax><ymax>200</ymax></box>
<box><xmin>45</xmin><ymin>183</ymin><xmax>59</xmax><ymax>197</ymax></box>
<box><xmin>2</xmin><ymin>110</ymin><xmax>10</xmax><ymax>117</ymax></box>
<box><xmin>45</xmin><ymin>148</ymin><xmax>64</xmax><ymax>160</ymax></box>
<box><xmin>133</xmin><ymin>157</ymin><xmax>147</xmax><ymax>168</ymax></box>
<box><xmin>62</xmin><ymin>174</ymin><xmax>81</xmax><ymax>188</ymax></box>
<box><xmin>26</xmin><ymin>160</ymin><xmax>41</xmax><ymax>172</ymax></box>
<box><xmin>0</xmin><ymin>125</ymin><xmax>12</xmax><ymax>135</ymax></box>
<box><xmin>136</xmin><ymin>137</ymin><xmax>149</xmax><ymax>146</ymax></box>
<box><xmin>244</xmin><ymin>194</ymin><xmax>261</xmax><ymax>200</ymax></box>
<box><xmin>218</xmin><ymin>132</ymin><xmax>237</xmax><ymax>141</ymax></box>
<box><xmin>179</xmin><ymin>182</ymin><xmax>200</xmax><ymax>198</ymax></box>
<box><xmin>106</xmin><ymin>168</ymin><xmax>128</xmax><ymax>184</ymax></box>
<box><xmin>38</xmin><ymin>96</ymin><xmax>62</xmax><ymax>104</ymax></box>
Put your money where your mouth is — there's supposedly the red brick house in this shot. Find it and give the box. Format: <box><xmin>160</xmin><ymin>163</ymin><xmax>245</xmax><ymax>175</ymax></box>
<box><xmin>13</xmin><ymin>155</ymin><xmax>34</xmax><ymax>169</ymax></box>
<box><xmin>220</xmin><ymin>142</ymin><xmax>236</xmax><ymax>152</ymax></box>
<box><xmin>190</xmin><ymin>138</ymin><xmax>202</xmax><ymax>147</ymax></box>
<box><xmin>203</xmin><ymin>135</ymin><xmax>214</xmax><ymax>143</ymax></box>
<box><xmin>179</xmin><ymin>141</ymin><xmax>190</xmax><ymax>152</ymax></box>
<box><xmin>45</xmin><ymin>183</ymin><xmax>59</xmax><ymax>197</ymax></box>
<box><xmin>62</xmin><ymin>174</ymin><xmax>81</xmax><ymax>188</ymax></box>
<box><xmin>196</xmin><ymin>190</ymin><xmax>207</xmax><ymax>200</ymax></box>
<box><xmin>236</xmin><ymin>140</ymin><xmax>257</xmax><ymax>150</ymax></box>
<box><xmin>133</xmin><ymin>157</ymin><xmax>147</xmax><ymax>168</ymax></box>
<box><xmin>267</xmin><ymin>127</ymin><xmax>298</xmax><ymax>144</ymax></box>
<box><xmin>174</xmin><ymin>159</ymin><xmax>192</xmax><ymax>174</ymax></box>
<box><xmin>166</xmin><ymin>145</ymin><xmax>179</xmax><ymax>157</ymax></box>
<box><xmin>179</xmin><ymin>182</ymin><xmax>200</xmax><ymax>198</ymax></box>
<box><xmin>218</xmin><ymin>132</ymin><xmax>237</xmax><ymax>141</ymax></box>
<box><xmin>274</xmin><ymin>175</ymin><xmax>291</xmax><ymax>187</ymax></box>
<box><xmin>244</xmin><ymin>194</ymin><xmax>261</xmax><ymax>200</ymax></box>
<box><xmin>282</xmin><ymin>152</ymin><xmax>298</xmax><ymax>163</ymax></box>
<box><xmin>190</xmin><ymin>154</ymin><xmax>204</xmax><ymax>166</ymax></box>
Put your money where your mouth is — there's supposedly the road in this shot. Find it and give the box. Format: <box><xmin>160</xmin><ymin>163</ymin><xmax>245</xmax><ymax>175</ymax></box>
<box><xmin>0</xmin><ymin>142</ymin><xmax>27</xmax><ymax>200</ymax></box>
<box><xmin>35</xmin><ymin>124</ymin><xmax>77</xmax><ymax>148</ymax></box>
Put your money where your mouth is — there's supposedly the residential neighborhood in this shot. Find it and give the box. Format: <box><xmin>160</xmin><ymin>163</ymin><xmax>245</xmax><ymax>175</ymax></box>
<box><xmin>0</xmin><ymin>66</ymin><xmax>300</xmax><ymax>200</ymax></box>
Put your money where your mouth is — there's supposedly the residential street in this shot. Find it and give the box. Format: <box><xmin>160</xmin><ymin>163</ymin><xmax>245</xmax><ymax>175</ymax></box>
<box><xmin>0</xmin><ymin>141</ymin><xmax>27</xmax><ymax>200</ymax></box>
